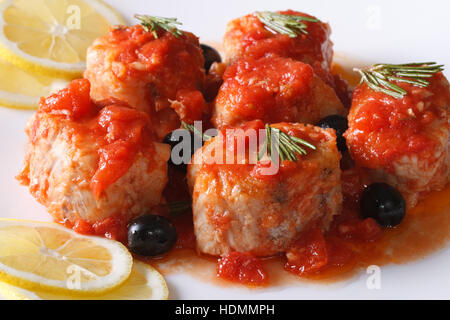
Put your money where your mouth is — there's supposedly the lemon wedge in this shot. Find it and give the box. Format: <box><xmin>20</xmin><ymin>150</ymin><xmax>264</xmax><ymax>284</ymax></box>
<box><xmin>0</xmin><ymin>0</ymin><xmax>124</xmax><ymax>79</ymax></box>
<box><xmin>0</xmin><ymin>55</ymin><xmax>68</xmax><ymax>109</ymax></box>
<box><xmin>0</xmin><ymin>261</ymin><xmax>169</xmax><ymax>300</ymax></box>
<box><xmin>0</xmin><ymin>219</ymin><xmax>133</xmax><ymax>295</ymax></box>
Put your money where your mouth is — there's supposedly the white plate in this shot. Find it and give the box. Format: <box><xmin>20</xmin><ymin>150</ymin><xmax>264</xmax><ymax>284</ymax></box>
<box><xmin>0</xmin><ymin>0</ymin><xmax>449</xmax><ymax>299</ymax></box>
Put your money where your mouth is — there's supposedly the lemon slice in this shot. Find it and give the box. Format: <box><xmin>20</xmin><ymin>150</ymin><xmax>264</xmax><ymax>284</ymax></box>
<box><xmin>0</xmin><ymin>55</ymin><xmax>68</xmax><ymax>109</ymax></box>
<box><xmin>0</xmin><ymin>261</ymin><xmax>169</xmax><ymax>300</ymax></box>
<box><xmin>0</xmin><ymin>219</ymin><xmax>133</xmax><ymax>295</ymax></box>
<box><xmin>0</xmin><ymin>0</ymin><xmax>124</xmax><ymax>79</ymax></box>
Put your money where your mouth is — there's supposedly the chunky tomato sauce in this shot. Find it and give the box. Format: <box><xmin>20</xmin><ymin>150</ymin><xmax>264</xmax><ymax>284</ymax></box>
<box><xmin>345</xmin><ymin>73</ymin><xmax>449</xmax><ymax>169</ymax></box>
<box><xmin>39</xmin><ymin>78</ymin><xmax>94</xmax><ymax>120</ymax></box>
<box><xmin>197</xmin><ymin>120</ymin><xmax>331</xmax><ymax>190</ymax></box>
<box><xmin>225</xmin><ymin>10</ymin><xmax>333</xmax><ymax>84</ymax></box>
<box><xmin>215</xmin><ymin>56</ymin><xmax>314</xmax><ymax>127</ymax></box>
<box><xmin>39</xmin><ymin>79</ymin><xmax>154</xmax><ymax>201</ymax></box>
<box><xmin>210</xmin><ymin>167</ymin><xmax>380</xmax><ymax>283</ymax></box>
<box><xmin>106</xmin><ymin>25</ymin><xmax>204</xmax><ymax>88</ymax></box>
<box><xmin>89</xmin><ymin>103</ymin><xmax>153</xmax><ymax>199</ymax></box>
<box><xmin>217</xmin><ymin>251</ymin><xmax>268</xmax><ymax>285</ymax></box>
<box><xmin>283</xmin><ymin>170</ymin><xmax>381</xmax><ymax>279</ymax></box>
<box><xmin>101</xmin><ymin>25</ymin><xmax>206</xmax><ymax>125</ymax></box>
<box><xmin>69</xmin><ymin>213</ymin><xmax>129</xmax><ymax>243</ymax></box>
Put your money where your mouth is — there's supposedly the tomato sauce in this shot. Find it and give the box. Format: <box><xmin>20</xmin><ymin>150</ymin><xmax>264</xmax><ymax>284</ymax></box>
<box><xmin>217</xmin><ymin>252</ymin><xmax>268</xmax><ymax>285</ymax></box>
<box><xmin>106</xmin><ymin>25</ymin><xmax>205</xmax><ymax>91</ymax></box>
<box><xmin>100</xmin><ymin>25</ymin><xmax>206</xmax><ymax>126</ymax></box>
<box><xmin>38</xmin><ymin>79</ymin><xmax>155</xmax><ymax>202</ymax></box>
<box><xmin>215</xmin><ymin>55</ymin><xmax>314</xmax><ymax>127</ymax></box>
<box><xmin>89</xmin><ymin>103</ymin><xmax>153</xmax><ymax>199</ymax></box>
<box><xmin>39</xmin><ymin>78</ymin><xmax>93</xmax><ymax>120</ymax></box>
<box><xmin>225</xmin><ymin>10</ymin><xmax>333</xmax><ymax>85</ymax></box>
<box><xmin>69</xmin><ymin>213</ymin><xmax>129</xmax><ymax>243</ymax></box>
<box><xmin>345</xmin><ymin>73</ymin><xmax>449</xmax><ymax>169</ymax></box>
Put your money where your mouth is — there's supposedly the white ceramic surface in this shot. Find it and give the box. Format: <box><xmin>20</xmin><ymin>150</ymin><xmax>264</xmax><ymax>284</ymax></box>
<box><xmin>0</xmin><ymin>0</ymin><xmax>448</xmax><ymax>299</ymax></box>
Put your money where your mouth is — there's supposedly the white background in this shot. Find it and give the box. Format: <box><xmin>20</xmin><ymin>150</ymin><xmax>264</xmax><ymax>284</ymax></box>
<box><xmin>0</xmin><ymin>0</ymin><xmax>448</xmax><ymax>299</ymax></box>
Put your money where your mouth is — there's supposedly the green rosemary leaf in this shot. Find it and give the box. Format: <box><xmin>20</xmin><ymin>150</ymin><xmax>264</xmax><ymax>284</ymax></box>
<box><xmin>166</xmin><ymin>201</ymin><xmax>191</xmax><ymax>215</ymax></box>
<box><xmin>387</xmin><ymin>76</ymin><xmax>429</xmax><ymax>87</ymax></box>
<box><xmin>181</xmin><ymin>122</ymin><xmax>212</xmax><ymax>141</ymax></box>
<box><xmin>135</xmin><ymin>14</ymin><xmax>183</xmax><ymax>39</ymax></box>
<box><xmin>255</xmin><ymin>11</ymin><xmax>319</xmax><ymax>38</ymax></box>
<box><xmin>354</xmin><ymin>62</ymin><xmax>444</xmax><ymax>99</ymax></box>
<box><xmin>289</xmin><ymin>136</ymin><xmax>317</xmax><ymax>150</ymax></box>
<box><xmin>260</xmin><ymin>124</ymin><xmax>315</xmax><ymax>163</ymax></box>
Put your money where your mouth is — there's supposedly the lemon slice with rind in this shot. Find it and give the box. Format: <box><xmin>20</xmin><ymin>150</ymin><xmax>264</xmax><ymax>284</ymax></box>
<box><xmin>0</xmin><ymin>0</ymin><xmax>124</xmax><ymax>79</ymax></box>
<box><xmin>0</xmin><ymin>55</ymin><xmax>68</xmax><ymax>109</ymax></box>
<box><xmin>0</xmin><ymin>261</ymin><xmax>169</xmax><ymax>300</ymax></box>
<box><xmin>0</xmin><ymin>219</ymin><xmax>132</xmax><ymax>295</ymax></box>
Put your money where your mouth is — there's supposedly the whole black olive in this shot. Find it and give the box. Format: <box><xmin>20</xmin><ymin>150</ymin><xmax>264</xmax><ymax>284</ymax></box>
<box><xmin>360</xmin><ymin>183</ymin><xmax>406</xmax><ymax>227</ymax></box>
<box><xmin>127</xmin><ymin>215</ymin><xmax>178</xmax><ymax>257</ymax></box>
<box><xmin>200</xmin><ymin>44</ymin><xmax>222</xmax><ymax>73</ymax></box>
<box><xmin>163</xmin><ymin>129</ymin><xmax>198</xmax><ymax>172</ymax></box>
<box><xmin>316</xmin><ymin>115</ymin><xmax>349</xmax><ymax>152</ymax></box>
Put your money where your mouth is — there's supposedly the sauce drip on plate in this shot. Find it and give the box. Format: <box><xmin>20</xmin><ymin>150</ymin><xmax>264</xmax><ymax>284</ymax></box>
<box><xmin>143</xmin><ymin>164</ymin><xmax>450</xmax><ymax>287</ymax></box>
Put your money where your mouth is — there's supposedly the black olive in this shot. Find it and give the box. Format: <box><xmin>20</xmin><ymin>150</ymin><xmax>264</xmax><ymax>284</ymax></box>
<box><xmin>316</xmin><ymin>115</ymin><xmax>349</xmax><ymax>152</ymax></box>
<box><xmin>360</xmin><ymin>183</ymin><xmax>406</xmax><ymax>227</ymax></box>
<box><xmin>127</xmin><ymin>215</ymin><xmax>178</xmax><ymax>257</ymax></box>
<box><xmin>200</xmin><ymin>44</ymin><xmax>222</xmax><ymax>73</ymax></box>
<box><xmin>163</xmin><ymin>129</ymin><xmax>198</xmax><ymax>172</ymax></box>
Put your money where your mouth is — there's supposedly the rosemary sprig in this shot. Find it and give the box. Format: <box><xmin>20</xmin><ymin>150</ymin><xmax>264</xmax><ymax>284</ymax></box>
<box><xmin>184</xmin><ymin>122</ymin><xmax>315</xmax><ymax>162</ymax></box>
<box><xmin>255</xmin><ymin>11</ymin><xmax>319</xmax><ymax>37</ymax></box>
<box><xmin>135</xmin><ymin>14</ymin><xmax>183</xmax><ymax>39</ymax></box>
<box><xmin>354</xmin><ymin>62</ymin><xmax>444</xmax><ymax>99</ymax></box>
<box><xmin>258</xmin><ymin>124</ymin><xmax>316</xmax><ymax>162</ymax></box>
<box><xmin>182</xmin><ymin>121</ymin><xmax>212</xmax><ymax>141</ymax></box>
<box><xmin>166</xmin><ymin>201</ymin><xmax>191</xmax><ymax>214</ymax></box>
